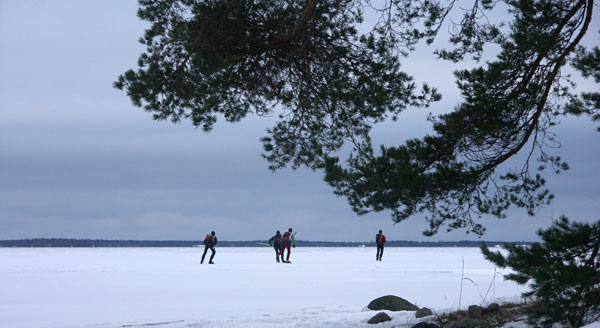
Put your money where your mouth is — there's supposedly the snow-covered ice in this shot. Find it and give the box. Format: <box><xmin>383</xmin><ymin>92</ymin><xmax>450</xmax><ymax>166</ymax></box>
<box><xmin>1</xmin><ymin>246</ymin><xmax>527</xmax><ymax>328</ymax></box>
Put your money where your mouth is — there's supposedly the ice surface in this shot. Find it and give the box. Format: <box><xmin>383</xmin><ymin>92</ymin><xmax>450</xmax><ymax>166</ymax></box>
<box><xmin>1</xmin><ymin>247</ymin><xmax>527</xmax><ymax>327</ymax></box>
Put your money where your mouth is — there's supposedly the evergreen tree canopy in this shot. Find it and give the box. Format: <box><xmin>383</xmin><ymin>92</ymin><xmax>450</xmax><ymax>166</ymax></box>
<box><xmin>116</xmin><ymin>0</ymin><xmax>598</xmax><ymax>235</ymax></box>
<box><xmin>481</xmin><ymin>217</ymin><xmax>600</xmax><ymax>327</ymax></box>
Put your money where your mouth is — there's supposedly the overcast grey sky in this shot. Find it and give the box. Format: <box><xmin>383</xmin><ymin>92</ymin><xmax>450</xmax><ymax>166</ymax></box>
<box><xmin>1</xmin><ymin>1</ymin><xmax>599</xmax><ymax>242</ymax></box>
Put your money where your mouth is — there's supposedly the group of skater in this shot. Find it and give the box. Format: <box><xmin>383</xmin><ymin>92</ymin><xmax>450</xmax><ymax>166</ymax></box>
<box><xmin>267</xmin><ymin>228</ymin><xmax>296</xmax><ymax>263</ymax></box>
<box><xmin>199</xmin><ymin>228</ymin><xmax>387</xmax><ymax>264</ymax></box>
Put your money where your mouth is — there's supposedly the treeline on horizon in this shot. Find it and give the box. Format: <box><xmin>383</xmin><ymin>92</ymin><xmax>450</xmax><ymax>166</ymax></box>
<box><xmin>0</xmin><ymin>238</ymin><xmax>531</xmax><ymax>248</ymax></box>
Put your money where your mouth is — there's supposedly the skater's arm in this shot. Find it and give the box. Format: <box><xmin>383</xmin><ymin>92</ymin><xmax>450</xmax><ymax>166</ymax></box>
<box><xmin>213</xmin><ymin>237</ymin><xmax>218</xmax><ymax>246</ymax></box>
<box><xmin>268</xmin><ymin>235</ymin><xmax>275</xmax><ymax>246</ymax></box>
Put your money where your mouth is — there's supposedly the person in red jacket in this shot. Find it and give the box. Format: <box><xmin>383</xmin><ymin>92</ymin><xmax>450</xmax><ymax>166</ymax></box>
<box><xmin>280</xmin><ymin>228</ymin><xmax>296</xmax><ymax>263</ymax></box>
<box><xmin>375</xmin><ymin>230</ymin><xmax>386</xmax><ymax>261</ymax></box>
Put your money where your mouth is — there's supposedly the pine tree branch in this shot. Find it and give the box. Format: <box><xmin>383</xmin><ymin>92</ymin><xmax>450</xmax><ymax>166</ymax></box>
<box><xmin>173</xmin><ymin>0</ymin><xmax>241</xmax><ymax>76</ymax></box>
<box><xmin>476</xmin><ymin>0</ymin><xmax>594</xmax><ymax>175</ymax></box>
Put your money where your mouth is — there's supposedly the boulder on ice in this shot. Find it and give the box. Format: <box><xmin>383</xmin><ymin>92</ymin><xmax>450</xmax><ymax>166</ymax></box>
<box><xmin>367</xmin><ymin>312</ymin><xmax>392</xmax><ymax>324</ymax></box>
<box><xmin>415</xmin><ymin>307</ymin><xmax>433</xmax><ymax>318</ymax></box>
<box><xmin>484</xmin><ymin>303</ymin><xmax>500</xmax><ymax>314</ymax></box>
<box><xmin>449</xmin><ymin>318</ymin><xmax>492</xmax><ymax>328</ymax></box>
<box><xmin>467</xmin><ymin>305</ymin><xmax>484</xmax><ymax>318</ymax></box>
<box><xmin>411</xmin><ymin>322</ymin><xmax>442</xmax><ymax>328</ymax></box>
<box><xmin>367</xmin><ymin>295</ymin><xmax>419</xmax><ymax>311</ymax></box>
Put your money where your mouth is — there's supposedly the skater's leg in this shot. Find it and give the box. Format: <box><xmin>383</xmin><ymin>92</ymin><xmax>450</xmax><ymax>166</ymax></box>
<box><xmin>279</xmin><ymin>246</ymin><xmax>283</xmax><ymax>262</ymax></box>
<box><xmin>209</xmin><ymin>247</ymin><xmax>216</xmax><ymax>263</ymax></box>
<box><xmin>274</xmin><ymin>246</ymin><xmax>280</xmax><ymax>262</ymax></box>
<box><xmin>285</xmin><ymin>244</ymin><xmax>291</xmax><ymax>262</ymax></box>
<box><xmin>377</xmin><ymin>245</ymin><xmax>384</xmax><ymax>260</ymax></box>
<box><xmin>201</xmin><ymin>246</ymin><xmax>209</xmax><ymax>263</ymax></box>
<box><xmin>280</xmin><ymin>245</ymin><xmax>287</xmax><ymax>262</ymax></box>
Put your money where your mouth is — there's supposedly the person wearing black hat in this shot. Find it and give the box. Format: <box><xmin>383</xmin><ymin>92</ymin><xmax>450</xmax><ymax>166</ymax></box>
<box><xmin>375</xmin><ymin>230</ymin><xmax>386</xmax><ymax>261</ymax></box>
<box><xmin>201</xmin><ymin>231</ymin><xmax>218</xmax><ymax>264</ymax></box>
<box><xmin>268</xmin><ymin>230</ymin><xmax>283</xmax><ymax>263</ymax></box>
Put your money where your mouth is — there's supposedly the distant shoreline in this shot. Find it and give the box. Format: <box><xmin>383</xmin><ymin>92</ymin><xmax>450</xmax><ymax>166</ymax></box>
<box><xmin>0</xmin><ymin>238</ymin><xmax>532</xmax><ymax>248</ymax></box>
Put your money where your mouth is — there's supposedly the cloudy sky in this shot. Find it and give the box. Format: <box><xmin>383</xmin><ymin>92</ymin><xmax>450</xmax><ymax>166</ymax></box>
<box><xmin>1</xmin><ymin>1</ymin><xmax>599</xmax><ymax>242</ymax></box>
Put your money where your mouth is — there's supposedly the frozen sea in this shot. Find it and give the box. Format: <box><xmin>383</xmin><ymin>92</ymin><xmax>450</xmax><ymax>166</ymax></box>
<box><xmin>2</xmin><ymin>246</ymin><xmax>528</xmax><ymax>328</ymax></box>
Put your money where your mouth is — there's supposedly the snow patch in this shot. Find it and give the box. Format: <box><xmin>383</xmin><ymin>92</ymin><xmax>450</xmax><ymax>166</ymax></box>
<box><xmin>1</xmin><ymin>247</ymin><xmax>526</xmax><ymax>327</ymax></box>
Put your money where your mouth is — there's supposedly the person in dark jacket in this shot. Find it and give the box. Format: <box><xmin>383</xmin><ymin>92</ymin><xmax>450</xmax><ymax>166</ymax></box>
<box><xmin>201</xmin><ymin>231</ymin><xmax>217</xmax><ymax>264</ymax></box>
<box><xmin>268</xmin><ymin>230</ymin><xmax>283</xmax><ymax>263</ymax></box>
<box><xmin>375</xmin><ymin>230</ymin><xmax>386</xmax><ymax>261</ymax></box>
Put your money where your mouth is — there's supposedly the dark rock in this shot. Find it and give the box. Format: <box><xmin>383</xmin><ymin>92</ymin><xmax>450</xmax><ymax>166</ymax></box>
<box><xmin>411</xmin><ymin>322</ymin><xmax>442</xmax><ymax>328</ymax></box>
<box><xmin>449</xmin><ymin>311</ymin><xmax>467</xmax><ymax>321</ymax></box>
<box><xmin>484</xmin><ymin>303</ymin><xmax>500</xmax><ymax>314</ymax></box>
<box><xmin>467</xmin><ymin>305</ymin><xmax>484</xmax><ymax>318</ymax></box>
<box><xmin>367</xmin><ymin>312</ymin><xmax>392</xmax><ymax>324</ymax></box>
<box><xmin>415</xmin><ymin>307</ymin><xmax>433</xmax><ymax>318</ymax></box>
<box><xmin>450</xmin><ymin>318</ymin><xmax>492</xmax><ymax>328</ymax></box>
<box><xmin>367</xmin><ymin>295</ymin><xmax>420</xmax><ymax>311</ymax></box>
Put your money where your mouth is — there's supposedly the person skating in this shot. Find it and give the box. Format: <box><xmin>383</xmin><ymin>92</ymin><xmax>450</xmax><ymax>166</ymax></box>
<box><xmin>280</xmin><ymin>228</ymin><xmax>296</xmax><ymax>263</ymax></box>
<box><xmin>268</xmin><ymin>230</ymin><xmax>283</xmax><ymax>263</ymax></box>
<box><xmin>201</xmin><ymin>231</ymin><xmax>217</xmax><ymax>264</ymax></box>
<box><xmin>375</xmin><ymin>230</ymin><xmax>386</xmax><ymax>261</ymax></box>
